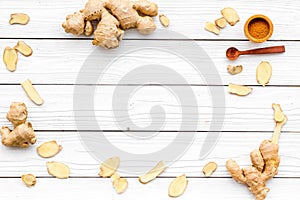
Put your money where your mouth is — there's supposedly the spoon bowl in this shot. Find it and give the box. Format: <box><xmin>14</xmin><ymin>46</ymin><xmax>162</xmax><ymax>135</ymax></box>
<box><xmin>226</xmin><ymin>47</ymin><xmax>240</xmax><ymax>60</ymax></box>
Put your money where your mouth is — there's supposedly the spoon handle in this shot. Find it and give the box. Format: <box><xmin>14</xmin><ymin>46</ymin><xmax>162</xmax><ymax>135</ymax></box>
<box><xmin>240</xmin><ymin>45</ymin><xmax>285</xmax><ymax>55</ymax></box>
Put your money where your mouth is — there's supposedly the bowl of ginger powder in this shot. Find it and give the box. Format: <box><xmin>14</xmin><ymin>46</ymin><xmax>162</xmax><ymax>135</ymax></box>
<box><xmin>244</xmin><ymin>14</ymin><xmax>274</xmax><ymax>43</ymax></box>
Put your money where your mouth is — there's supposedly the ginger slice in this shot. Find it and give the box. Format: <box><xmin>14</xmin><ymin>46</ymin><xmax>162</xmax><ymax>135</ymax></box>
<box><xmin>111</xmin><ymin>173</ymin><xmax>128</xmax><ymax>194</ymax></box>
<box><xmin>215</xmin><ymin>17</ymin><xmax>227</xmax><ymax>29</ymax></box>
<box><xmin>46</xmin><ymin>161</ymin><xmax>70</xmax><ymax>179</ymax></box>
<box><xmin>99</xmin><ymin>157</ymin><xmax>120</xmax><ymax>177</ymax></box>
<box><xmin>221</xmin><ymin>7</ymin><xmax>239</xmax><ymax>26</ymax></box>
<box><xmin>202</xmin><ymin>162</ymin><xmax>218</xmax><ymax>177</ymax></box>
<box><xmin>272</xmin><ymin>103</ymin><xmax>284</xmax><ymax>123</ymax></box>
<box><xmin>37</xmin><ymin>141</ymin><xmax>62</xmax><ymax>158</ymax></box>
<box><xmin>84</xmin><ymin>21</ymin><xmax>94</xmax><ymax>36</ymax></box>
<box><xmin>139</xmin><ymin>160</ymin><xmax>166</xmax><ymax>184</ymax></box>
<box><xmin>205</xmin><ymin>22</ymin><xmax>220</xmax><ymax>35</ymax></box>
<box><xmin>21</xmin><ymin>79</ymin><xmax>44</xmax><ymax>105</ymax></box>
<box><xmin>256</xmin><ymin>61</ymin><xmax>272</xmax><ymax>87</ymax></box>
<box><xmin>3</xmin><ymin>47</ymin><xmax>18</xmax><ymax>72</ymax></box>
<box><xmin>168</xmin><ymin>174</ymin><xmax>188</xmax><ymax>198</ymax></box>
<box><xmin>159</xmin><ymin>14</ymin><xmax>170</xmax><ymax>27</ymax></box>
<box><xmin>227</xmin><ymin>65</ymin><xmax>243</xmax><ymax>75</ymax></box>
<box><xmin>14</xmin><ymin>41</ymin><xmax>33</xmax><ymax>57</ymax></box>
<box><xmin>228</xmin><ymin>83</ymin><xmax>252</xmax><ymax>96</ymax></box>
<box><xmin>21</xmin><ymin>174</ymin><xmax>36</xmax><ymax>187</ymax></box>
<box><xmin>9</xmin><ymin>13</ymin><xmax>30</xmax><ymax>25</ymax></box>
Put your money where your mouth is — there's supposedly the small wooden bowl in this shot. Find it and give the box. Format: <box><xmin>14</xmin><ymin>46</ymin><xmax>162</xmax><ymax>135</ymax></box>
<box><xmin>244</xmin><ymin>14</ymin><xmax>273</xmax><ymax>43</ymax></box>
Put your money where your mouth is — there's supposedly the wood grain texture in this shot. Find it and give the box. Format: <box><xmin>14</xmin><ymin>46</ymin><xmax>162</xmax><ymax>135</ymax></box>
<box><xmin>1</xmin><ymin>177</ymin><xmax>299</xmax><ymax>200</ymax></box>
<box><xmin>0</xmin><ymin>40</ymin><xmax>294</xmax><ymax>85</ymax></box>
<box><xmin>0</xmin><ymin>0</ymin><xmax>299</xmax><ymax>40</ymax></box>
<box><xmin>0</xmin><ymin>85</ymin><xmax>298</xmax><ymax>131</ymax></box>
<box><xmin>0</xmin><ymin>132</ymin><xmax>299</xmax><ymax>177</ymax></box>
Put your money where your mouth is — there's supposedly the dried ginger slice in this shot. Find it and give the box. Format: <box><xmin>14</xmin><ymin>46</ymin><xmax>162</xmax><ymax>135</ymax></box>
<box><xmin>99</xmin><ymin>157</ymin><xmax>120</xmax><ymax>177</ymax></box>
<box><xmin>256</xmin><ymin>61</ymin><xmax>272</xmax><ymax>87</ymax></box>
<box><xmin>215</xmin><ymin>17</ymin><xmax>227</xmax><ymax>28</ymax></box>
<box><xmin>46</xmin><ymin>161</ymin><xmax>70</xmax><ymax>179</ymax></box>
<box><xmin>202</xmin><ymin>162</ymin><xmax>218</xmax><ymax>177</ymax></box>
<box><xmin>205</xmin><ymin>22</ymin><xmax>220</xmax><ymax>35</ymax></box>
<box><xmin>37</xmin><ymin>141</ymin><xmax>62</xmax><ymax>158</ymax></box>
<box><xmin>272</xmin><ymin>103</ymin><xmax>284</xmax><ymax>123</ymax></box>
<box><xmin>21</xmin><ymin>79</ymin><xmax>44</xmax><ymax>105</ymax></box>
<box><xmin>139</xmin><ymin>160</ymin><xmax>166</xmax><ymax>184</ymax></box>
<box><xmin>111</xmin><ymin>173</ymin><xmax>128</xmax><ymax>194</ymax></box>
<box><xmin>14</xmin><ymin>41</ymin><xmax>33</xmax><ymax>57</ymax></box>
<box><xmin>3</xmin><ymin>47</ymin><xmax>18</xmax><ymax>72</ymax></box>
<box><xmin>9</xmin><ymin>13</ymin><xmax>30</xmax><ymax>25</ymax></box>
<box><xmin>221</xmin><ymin>7</ymin><xmax>240</xmax><ymax>26</ymax></box>
<box><xmin>227</xmin><ymin>65</ymin><xmax>243</xmax><ymax>75</ymax></box>
<box><xmin>168</xmin><ymin>174</ymin><xmax>188</xmax><ymax>197</ymax></box>
<box><xmin>21</xmin><ymin>174</ymin><xmax>36</xmax><ymax>187</ymax></box>
<box><xmin>159</xmin><ymin>14</ymin><xmax>170</xmax><ymax>27</ymax></box>
<box><xmin>228</xmin><ymin>83</ymin><xmax>252</xmax><ymax>96</ymax></box>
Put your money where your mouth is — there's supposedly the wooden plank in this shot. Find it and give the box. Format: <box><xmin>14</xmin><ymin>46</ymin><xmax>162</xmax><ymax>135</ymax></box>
<box><xmin>0</xmin><ymin>0</ymin><xmax>299</xmax><ymax>40</ymax></box>
<box><xmin>0</xmin><ymin>177</ymin><xmax>299</xmax><ymax>199</ymax></box>
<box><xmin>0</xmin><ymin>131</ymin><xmax>298</xmax><ymax>177</ymax></box>
<box><xmin>0</xmin><ymin>40</ymin><xmax>295</xmax><ymax>85</ymax></box>
<box><xmin>0</xmin><ymin>85</ymin><xmax>298</xmax><ymax>131</ymax></box>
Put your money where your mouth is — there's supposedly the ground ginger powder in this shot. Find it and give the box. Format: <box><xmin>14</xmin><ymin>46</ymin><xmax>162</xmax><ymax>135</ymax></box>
<box><xmin>248</xmin><ymin>18</ymin><xmax>270</xmax><ymax>39</ymax></box>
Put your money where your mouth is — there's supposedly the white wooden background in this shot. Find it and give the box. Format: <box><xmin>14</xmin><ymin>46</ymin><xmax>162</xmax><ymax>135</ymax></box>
<box><xmin>0</xmin><ymin>0</ymin><xmax>300</xmax><ymax>199</ymax></box>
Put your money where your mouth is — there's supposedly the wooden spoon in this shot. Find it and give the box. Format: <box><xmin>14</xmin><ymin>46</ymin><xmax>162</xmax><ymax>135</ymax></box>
<box><xmin>226</xmin><ymin>45</ymin><xmax>285</xmax><ymax>60</ymax></box>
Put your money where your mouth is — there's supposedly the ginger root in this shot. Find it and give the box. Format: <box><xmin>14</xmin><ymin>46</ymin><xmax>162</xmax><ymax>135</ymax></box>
<box><xmin>62</xmin><ymin>0</ymin><xmax>158</xmax><ymax>49</ymax></box>
<box><xmin>226</xmin><ymin>104</ymin><xmax>287</xmax><ymax>200</ymax></box>
<box><xmin>0</xmin><ymin>103</ymin><xmax>36</xmax><ymax>148</ymax></box>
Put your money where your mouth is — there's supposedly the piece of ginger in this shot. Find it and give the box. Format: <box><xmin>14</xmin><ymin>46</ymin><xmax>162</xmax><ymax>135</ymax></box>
<box><xmin>47</xmin><ymin>161</ymin><xmax>70</xmax><ymax>179</ymax></box>
<box><xmin>9</xmin><ymin>13</ymin><xmax>30</xmax><ymax>25</ymax></box>
<box><xmin>227</xmin><ymin>65</ymin><xmax>243</xmax><ymax>75</ymax></box>
<box><xmin>139</xmin><ymin>160</ymin><xmax>166</xmax><ymax>184</ymax></box>
<box><xmin>0</xmin><ymin>102</ymin><xmax>36</xmax><ymax>148</ymax></box>
<box><xmin>226</xmin><ymin>104</ymin><xmax>287</xmax><ymax>200</ymax></box>
<box><xmin>228</xmin><ymin>83</ymin><xmax>252</xmax><ymax>96</ymax></box>
<box><xmin>21</xmin><ymin>79</ymin><xmax>44</xmax><ymax>105</ymax></box>
<box><xmin>3</xmin><ymin>47</ymin><xmax>18</xmax><ymax>72</ymax></box>
<box><xmin>215</xmin><ymin>17</ymin><xmax>227</xmax><ymax>29</ymax></box>
<box><xmin>205</xmin><ymin>22</ymin><xmax>220</xmax><ymax>35</ymax></box>
<box><xmin>62</xmin><ymin>0</ymin><xmax>158</xmax><ymax>49</ymax></box>
<box><xmin>159</xmin><ymin>14</ymin><xmax>170</xmax><ymax>27</ymax></box>
<box><xmin>99</xmin><ymin>157</ymin><xmax>120</xmax><ymax>177</ymax></box>
<box><xmin>14</xmin><ymin>41</ymin><xmax>33</xmax><ymax>57</ymax></box>
<box><xmin>221</xmin><ymin>7</ymin><xmax>239</xmax><ymax>26</ymax></box>
<box><xmin>168</xmin><ymin>174</ymin><xmax>188</xmax><ymax>198</ymax></box>
<box><xmin>111</xmin><ymin>173</ymin><xmax>128</xmax><ymax>194</ymax></box>
<box><xmin>202</xmin><ymin>162</ymin><xmax>218</xmax><ymax>177</ymax></box>
<box><xmin>37</xmin><ymin>141</ymin><xmax>62</xmax><ymax>158</ymax></box>
<box><xmin>22</xmin><ymin>174</ymin><xmax>36</xmax><ymax>187</ymax></box>
<box><xmin>256</xmin><ymin>61</ymin><xmax>272</xmax><ymax>87</ymax></box>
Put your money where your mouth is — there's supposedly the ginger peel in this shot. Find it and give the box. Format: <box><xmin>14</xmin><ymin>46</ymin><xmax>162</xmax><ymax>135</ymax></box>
<box><xmin>62</xmin><ymin>0</ymin><xmax>158</xmax><ymax>49</ymax></box>
<box><xmin>226</xmin><ymin>104</ymin><xmax>287</xmax><ymax>200</ymax></box>
<box><xmin>1</xmin><ymin>103</ymin><xmax>36</xmax><ymax>148</ymax></box>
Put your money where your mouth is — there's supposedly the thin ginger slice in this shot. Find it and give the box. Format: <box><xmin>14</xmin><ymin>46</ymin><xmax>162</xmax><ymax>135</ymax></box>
<box><xmin>202</xmin><ymin>162</ymin><xmax>218</xmax><ymax>177</ymax></box>
<box><xmin>111</xmin><ymin>173</ymin><xmax>128</xmax><ymax>194</ymax></box>
<box><xmin>14</xmin><ymin>41</ymin><xmax>33</xmax><ymax>57</ymax></box>
<box><xmin>205</xmin><ymin>22</ymin><xmax>220</xmax><ymax>35</ymax></box>
<box><xmin>3</xmin><ymin>47</ymin><xmax>18</xmax><ymax>72</ymax></box>
<box><xmin>228</xmin><ymin>83</ymin><xmax>252</xmax><ymax>96</ymax></box>
<box><xmin>139</xmin><ymin>160</ymin><xmax>166</xmax><ymax>184</ymax></box>
<box><xmin>256</xmin><ymin>61</ymin><xmax>272</xmax><ymax>87</ymax></box>
<box><xmin>9</xmin><ymin>13</ymin><xmax>30</xmax><ymax>25</ymax></box>
<box><xmin>221</xmin><ymin>7</ymin><xmax>239</xmax><ymax>26</ymax></box>
<box><xmin>159</xmin><ymin>14</ymin><xmax>170</xmax><ymax>27</ymax></box>
<box><xmin>37</xmin><ymin>141</ymin><xmax>62</xmax><ymax>158</ymax></box>
<box><xmin>21</xmin><ymin>79</ymin><xmax>44</xmax><ymax>105</ymax></box>
<box><xmin>46</xmin><ymin>161</ymin><xmax>70</xmax><ymax>179</ymax></box>
<box><xmin>99</xmin><ymin>157</ymin><xmax>120</xmax><ymax>177</ymax></box>
<box><xmin>215</xmin><ymin>17</ymin><xmax>227</xmax><ymax>29</ymax></box>
<box><xmin>227</xmin><ymin>65</ymin><xmax>243</xmax><ymax>75</ymax></box>
<box><xmin>21</xmin><ymin>174</ymin><xmax>36</xmax><ymax>187</ymax></box>
<box><xmin>272</xmin><ymin>103</ymin><xmax>284</xmax><ymax>123</ymax></box>
<box><xmin>168</xmin><ymin>174</ymin><xmax>188</xmax><ymax>198</ymax></box>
